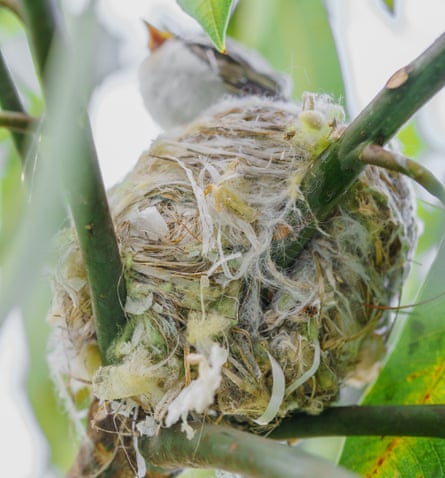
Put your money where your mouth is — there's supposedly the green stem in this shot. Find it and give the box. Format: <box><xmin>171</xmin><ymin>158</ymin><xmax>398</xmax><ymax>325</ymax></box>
<box><xmin>270</xmin><ymin>405</ymin><xmax>445</xmax><ymax>440</ymax></box>
<box><xmin>359</xmin><ymin>143</ymin><xmax>445</xmax><ymax>205</ymax></box>
<box><xmin>277</xmin><ymin>32</ymin><xmax>445</xmax><ymax>268</ymax></box>
<box><xmin>63</xmin><ymin>118</ymin><xmax>127</xmax><ymax>364</ymax></box>
<box><xmin>340</xmin><ymin>33</ymin><xmax>445</xmax><ymax>151</ymax></box>
<box><xmin>18</xmin><ymin>4</ymin><xmax>127</xmax><ymax>362</ymax></box>
<box><xmin>0</xmin><ymin>110</ymin><xmax>37</xmax><ymax>133</ymax></box>
<box><xmin>20</xmin><ymin>0</ymin><xmax>63</xmax><ymax>77</ymax></box>
<box><xmin>0</xmin><ymin>49</ymin><xmax>27</xmax><ymax>157</ymax></box>
<box><xmin>141</xmin><ymin>424</ymin><xmax>358</xmax><ymax>478</ymax></box>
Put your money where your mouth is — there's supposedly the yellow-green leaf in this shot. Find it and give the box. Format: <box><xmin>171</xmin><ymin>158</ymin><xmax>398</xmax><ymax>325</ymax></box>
<box><xmin>339</xmin><ymin>237</ymin><xmax>445</xmax><ymax>477</ymax></box>
<box><xmin>176</xmin><ymin>0</ymin><xmax>234</xmax><ymax>52</ymax></box>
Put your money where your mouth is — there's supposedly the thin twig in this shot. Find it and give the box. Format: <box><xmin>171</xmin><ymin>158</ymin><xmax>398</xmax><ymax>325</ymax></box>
<box><xmin>359</xmin><ymin>143</ymin><xmax>445</xmax><ymax>205</ymax></box>
<box><xmin>270</xmin><ymin>405</ymin><xmax>445</xmax><ymax>440</ymax></box>
<box><xmin>0</xmin><ymin>110</ymin><xmax>37</xmax><ymax>133</ymax></box>
<box><xmin>0</xmin><ymin>0</ymin><xmax>24</xmax><ymax>22</ymax></box>
<box><xmin>0</xmin><ymin>49</ymin><xmax>27</xmax><ymax>158</ymax></box>
<box><xmin>18</xmin><ymin>3</ymin><xmax>127</xmax><ymax>362</ymax></box>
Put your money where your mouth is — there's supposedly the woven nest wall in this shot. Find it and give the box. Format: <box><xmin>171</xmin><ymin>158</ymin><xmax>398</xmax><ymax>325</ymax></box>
<box><xmin>48</xmin><ymin>95</ymin><xmax>416</xmax><ymax>435</ymax></box>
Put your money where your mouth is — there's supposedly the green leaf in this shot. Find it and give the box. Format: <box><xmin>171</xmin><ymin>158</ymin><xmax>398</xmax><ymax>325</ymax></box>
<box><xmin>339</xmin><ymin>236</ymin><xmax>445</xmax><ymax>477</ymax></box>
<box><xmin>177</xmin><ymin>0</ymin><xmax>234</xmax><ymax>52</ymax></box>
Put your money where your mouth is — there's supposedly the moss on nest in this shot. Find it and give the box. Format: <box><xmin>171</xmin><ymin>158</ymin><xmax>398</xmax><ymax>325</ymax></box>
<box><xmin>48</xmin><ymin>94</ymin><xmax>416</xmax><ymax>436</ymax></box>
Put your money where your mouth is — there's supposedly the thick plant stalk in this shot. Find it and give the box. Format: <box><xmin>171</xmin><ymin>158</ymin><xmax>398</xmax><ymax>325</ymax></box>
<box><xmin>143</xmin><ymin>405</ymin><xmax>445</xmax><ymax>478</ymax></box>
<box><xmin>70</xmin><ymin>401</ymin><xmax>358</xmax><ymax>478</ymax></box>
<box><xmin>61</xmin><ymin>118</ymin><xmax>127</xmax><ymax>363</ymax></box>
<box><xmin>20</xmin><ymin>0</ymin><xmax>63</xmax><ymax>75</ymax></box>
<box><xmin>270</xmin><ymin>405</ymin><xmax>445</xmax><ymax>440</ymax></box>
<box><xmin>140</xmin><ymin>423</ymin><xmax>358</xmax><ymax>478</ymax></box>
<box><xmin>17</xmin><ymin>3</ymin><xmax>127</xmax><ymax>361</ymax></box>
<box><xmin>279</xmin><ymin>32</ymin><xmax>445</xmax><ymax>267</ymax></box>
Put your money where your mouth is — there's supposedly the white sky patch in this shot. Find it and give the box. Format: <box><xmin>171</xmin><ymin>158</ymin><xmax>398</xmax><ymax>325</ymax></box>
<box><xmin>89</xmin><ymin>69</ymin><xmax>161</xmax><ymax>187</ymax></box>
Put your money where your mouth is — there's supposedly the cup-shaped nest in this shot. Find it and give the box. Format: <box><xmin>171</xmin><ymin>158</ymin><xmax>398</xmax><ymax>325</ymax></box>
<box><xmin>48</xmin><ymin>95</ymin><xmax>416</xmax><ymax>436</ymax></box>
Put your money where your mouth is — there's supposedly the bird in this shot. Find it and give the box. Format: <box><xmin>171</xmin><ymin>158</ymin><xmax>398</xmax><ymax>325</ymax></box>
<box><xmin>138</xmin><ymin>22</ymin><xmax>293</xmax><ymax>130</ymax></box>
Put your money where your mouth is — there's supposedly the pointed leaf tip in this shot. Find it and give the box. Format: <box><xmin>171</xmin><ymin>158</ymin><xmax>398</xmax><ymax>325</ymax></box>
<box><xmin>177</xmin><ymin>0</ymin><xmax>234</xmax><ymax>52</ymax></box>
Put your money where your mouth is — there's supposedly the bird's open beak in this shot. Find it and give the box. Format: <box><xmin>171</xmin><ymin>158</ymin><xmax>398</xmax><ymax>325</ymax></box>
<box><xmin>142</xmin><ymin>20</ymin><xmax>173</xmax><ymax>51</ymax></box>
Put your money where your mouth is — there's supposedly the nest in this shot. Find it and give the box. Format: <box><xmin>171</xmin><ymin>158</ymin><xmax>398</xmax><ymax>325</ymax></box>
<box><xmin>48</xmin><ymin>95</ymin><xmax>416</xmax><ymax>437</ymax></box>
